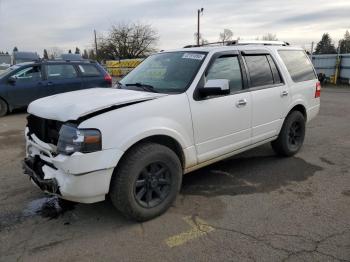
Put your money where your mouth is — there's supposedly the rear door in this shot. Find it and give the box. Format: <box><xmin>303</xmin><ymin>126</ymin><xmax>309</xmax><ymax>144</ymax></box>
<box><xmin>242</xmin><ymin>50</ymin><xmax>290</xmax><ymax>143</ymax></box>
<box><xmin>44</xmin><ymin>63</ymin><xmax>82</xmax><ymax>96</ymax></box>
<box><xmin>78</xmin><ymin>63</ymin><xmax>107</xmax><ymax>88</ymax></box>
<box><xmin>6</xmin><ymin>65</ymin><xmax>45</xmax><ymax>107</ymax></box>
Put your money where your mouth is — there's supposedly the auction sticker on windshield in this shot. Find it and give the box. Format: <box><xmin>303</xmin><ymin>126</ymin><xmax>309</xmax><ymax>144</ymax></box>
<box><xmin>182</xmin><ymin>53</ymin><xmax>205</xmax><ymax>60</ymax></box>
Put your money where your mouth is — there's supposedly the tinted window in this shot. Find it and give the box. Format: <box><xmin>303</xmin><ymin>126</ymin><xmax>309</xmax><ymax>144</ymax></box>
<box><xmin>244</xmin><ymin>55</ymin><xmax>273</xmax><ymax>87</ymax></box>
<box><xmin>278</xmin><ymin>50</ymin><xmax>316</xmax><ymax>82</ymax></box>
<box><xmin>78</xmin><ymin>64</ymin><xmax>101</xmax><ymax>76</ymax></box>
<box><xmin>267</xmin><ymin>55</ymin><xmax>282</xmax><ymax>84</ymax></box>
<box><xmin>47</xmin><ymin>64</ymin><xmax>77</xmax><ymax>80</ymax></box>
<box><xmin>12</xmin><ymin>66</ymin><xmax>42</xmax><ymax>82</ymax></box>
<box><xmin>207</xmin><ymin>56</ymin><xmax>242</xmax><ymax>92</ymax></box>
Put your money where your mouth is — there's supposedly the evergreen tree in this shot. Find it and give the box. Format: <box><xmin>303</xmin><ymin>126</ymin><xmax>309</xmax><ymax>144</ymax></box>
<box><xmin>13</xmin><ymin>46</ymin><xmax>18</xmax><ymax>52</ymax></box>
<box><xmin>82</xmin><ymin>49</ymin><xmax>88</xmax><ymax>59</ymax></box>
<box><xmin>339</xmin><ymin>30</ymin><xmax>350</xmax><ymax>54</ymax></box>
<box><xmin>68</xmin><ymin>49</ymin><xmax>72</xmax><ymax>54</ymax></box>
<box><xmin>75</xmin><ymin>47</ymin><xmax>80</xmax><ymax>54</ymax></box>
<box><xmin>43</xmin><ymin>49</ymin><xmax>49</xmax><ymax>59</ymax></box>
<box><xmin>88</xmin><ymin>49</ymin><xmax>95</xmax><ymax>60</ymax></box>
<box><xmin>314</xmin><ymin>33</ymin><xmax>337</xmax><ymax>54</ymax></box>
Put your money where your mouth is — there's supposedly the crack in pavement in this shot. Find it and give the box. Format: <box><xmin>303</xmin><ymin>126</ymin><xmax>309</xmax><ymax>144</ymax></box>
<box><xmin>190</xmin><ymin>215</ymin><xmax>350</xmax><ymax>262</ymax></box>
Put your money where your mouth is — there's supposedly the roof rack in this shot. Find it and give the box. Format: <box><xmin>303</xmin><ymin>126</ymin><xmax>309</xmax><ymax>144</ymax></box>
<box><xmin>184</xmin><ymin>40</ymin><xmax>290</xmax><ymax>48</ymax></box>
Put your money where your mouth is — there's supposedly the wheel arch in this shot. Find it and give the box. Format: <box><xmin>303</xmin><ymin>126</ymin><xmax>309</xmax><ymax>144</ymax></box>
<box><xmin>117</xmin><ymin>134</ymin><xmax>185</xmax><ymax>171</ymax></box>
<box><xmin>0</xmin><ymin>95</ymin><xmax>10</xmax><ymax>113</ymax></box>
<box><xmin>288</xmin><ymin>104</ymin><xmax>307</xmax><ymax>121</ymax></box>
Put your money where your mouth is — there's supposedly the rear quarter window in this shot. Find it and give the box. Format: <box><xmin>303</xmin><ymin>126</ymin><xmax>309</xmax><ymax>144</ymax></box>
<box><xmin>78</xmin><ymin>64</ymin><xmax>101</xmax><ymax>77</ymax></box>
<box><xmin>278</xmin><ymin>50</ymin><xmax>316</xmax><ymax>82</ymax></box>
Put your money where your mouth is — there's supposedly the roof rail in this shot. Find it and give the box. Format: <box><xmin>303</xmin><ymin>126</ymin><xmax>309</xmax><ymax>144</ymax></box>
<box><xmin>234</xmin><ymin>40</ymin><xmax>289</xmax><ymax>46</ymax></box>
<box><xmin>183</xmin><ymin>40</ymin><xmax>289</xmax><ymax>48</ymax></box>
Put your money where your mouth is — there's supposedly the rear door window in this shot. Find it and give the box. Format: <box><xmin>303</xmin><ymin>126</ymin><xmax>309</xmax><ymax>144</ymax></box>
<box><xmin>267</xmin><ymin>55</ymin><xmax>282</xmax><ymax>84</ymax></box>
<box><xmin>46</xmin><ymin>64</ymin><xmax>78</xmax><ymax>80</ymax></box>
<box><xmin>244</xmin><ymin>55</ymin><xmax>274</xmax><ymax>87</ymax></box>
<box><xmin>78</xmin><ymin>64</ymin><xmax>101</xmax><ymax>77</ymax></box>
<box><xmin>206</xmin><ymin>55</ymin><xmax>243</xmax><ymax>93</ymax></box>
<box><xmin>278</xmin><ymin>50</ymin><xmax>316</xmax><ymax>82</ymax></box>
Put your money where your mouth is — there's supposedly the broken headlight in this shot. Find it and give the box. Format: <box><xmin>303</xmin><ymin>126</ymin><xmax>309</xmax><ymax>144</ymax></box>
<box><xmin>57</xmin><ymin>124</ymin><xmax>102</xmax><ymax>155</ymax></box>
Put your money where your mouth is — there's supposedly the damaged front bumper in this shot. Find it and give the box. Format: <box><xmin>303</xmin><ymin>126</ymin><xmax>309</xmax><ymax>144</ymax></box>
<box><xmin>23</xmin><ymin>157</ymin><xmax>59</xmax><ymax>194</ymax></box>
<box><xmin>23</xmin><ymin>127</ymin><xmax>124</xmax><ymax>203</ymax></box>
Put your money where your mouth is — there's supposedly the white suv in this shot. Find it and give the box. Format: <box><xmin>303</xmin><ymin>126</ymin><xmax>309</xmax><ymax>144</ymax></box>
<box><xmin>23</xmin><ymin>41</ymin><xmax>320</xmax><ymax>221</ymax></box>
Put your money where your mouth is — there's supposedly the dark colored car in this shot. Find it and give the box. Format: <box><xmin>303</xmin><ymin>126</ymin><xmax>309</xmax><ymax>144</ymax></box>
<box><xmin>0</xmin><ymin>60</ymin><xmax>112</xmax><ymax>116</ymax></box>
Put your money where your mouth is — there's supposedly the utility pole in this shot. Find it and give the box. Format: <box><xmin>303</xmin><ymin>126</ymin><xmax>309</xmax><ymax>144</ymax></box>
<box><xmin>197</xmin><ymin>8</ymin><xmax>204</xmax><ymax>46</ymax></box>
<box><xmin>310</xmin><ymin>41</ymin><xmax>314</xmax><ymax>61</ymax></box>
<box><xmin>94</xmin><ymin>29</ymin><xmax>98</xmax><ymax>61</ymax></box>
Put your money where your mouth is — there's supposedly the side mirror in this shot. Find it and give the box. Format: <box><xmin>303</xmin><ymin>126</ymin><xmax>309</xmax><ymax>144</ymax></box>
<box><xmin>198</xmin><ymin>79</ymin><xmax>230</xmax><ymax>97</ymax></box>
<box><xmin>8</xmin><ymin>76</ymin><xmax>17</xmax><ymax>84</ymax></box>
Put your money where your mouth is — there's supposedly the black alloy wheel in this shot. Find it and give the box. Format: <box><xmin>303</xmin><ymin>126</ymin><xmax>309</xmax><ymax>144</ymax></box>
<box><xmin>134</xmin><ymin>162</ymin><xmax>171</xmax><ymax>208</ymax></box>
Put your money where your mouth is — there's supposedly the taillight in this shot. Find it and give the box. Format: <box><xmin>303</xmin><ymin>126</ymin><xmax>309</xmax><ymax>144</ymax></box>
<box><xmin>315</xmin><ymin>81</ymin><xmax>321</xmax><ymax>98</ymax></box>
<box><xmin>104</xmin><ymin>74</ymin><xmax>112</xmax><ymax>86</ymax></box>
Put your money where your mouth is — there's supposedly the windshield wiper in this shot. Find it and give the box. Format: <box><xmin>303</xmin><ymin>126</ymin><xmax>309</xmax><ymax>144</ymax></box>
<box><xmin>125</xmin><ymin>83</ymin><xmax>158</xmax><ymax>93</ymax></box>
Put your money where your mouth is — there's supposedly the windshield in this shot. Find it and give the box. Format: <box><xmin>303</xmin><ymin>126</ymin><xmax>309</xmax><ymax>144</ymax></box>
<box><xmin>119</xmin><ymin>51</ymin><xmax>206</xmax><ymax>93</ymax></box>
<box><xmin>0</xmin><ymin>65</ymin><xmax>19</xmax><ymax>78</ymax></box>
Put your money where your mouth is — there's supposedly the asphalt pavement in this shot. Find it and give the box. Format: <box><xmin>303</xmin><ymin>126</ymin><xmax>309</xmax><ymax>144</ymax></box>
<box><xmin>0</xmin><ymin>87</ymin><xmax>349</xmax><ymax>262</ymax></box>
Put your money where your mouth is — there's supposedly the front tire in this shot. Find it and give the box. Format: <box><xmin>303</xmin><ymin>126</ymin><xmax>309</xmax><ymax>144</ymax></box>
<box><xmin>271</xmin><ymin>111</ymin><xmax>306</xmax><ymax>157</ymax></box>
<box><xmin>109</xmin><ymin>143</ymin><xmax>182</xmax><ymax>221</ymax></box>
<box><xmin>0</xmin><ymin>98</ymin><xmax>8</xmax><ymax>117</ymax></box>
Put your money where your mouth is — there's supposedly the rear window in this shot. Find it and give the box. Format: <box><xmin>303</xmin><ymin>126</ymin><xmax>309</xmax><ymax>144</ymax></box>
<box><xmin>78</xmin><ymin>64</ymin><xmax>101</xmax><ymax>76</ymax></box>
<box><xmin>278</xmin><ymin>50</ymin><xmax>316</xmax><ymax>82</ymax></box>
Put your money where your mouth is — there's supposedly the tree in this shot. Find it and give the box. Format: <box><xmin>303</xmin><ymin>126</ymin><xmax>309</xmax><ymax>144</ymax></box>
<box><xmin>43</xmin><ymin>49</ymin><xmax>49</xmax><ymax>59</ymax></box>
<box><xmin>339</xmin><ymin>30</ymin><xmax>350</xmax><ymax>54</ymax></box>
<box><xmin>75</xmin><ymin>47</ymin><xmax>80</xmax><ymax>54</ymax></box>
<box><xmin>219</xmin><ymin>29</ymin><xmax>233</xmax><ymax>43</ymax></box>
<box><xmin>88</xmin><ymin>49</ymin><xmax>96</xmax><ymax>60</ymax></box>
<box><xmin>48</xmin><ymin>47</ymin><xmax>63</xmax><ymax>59</ymax></box>
<box><xmin>262</xmin><ymin>33</ymin><xmax>278</xmax><ymax>41</ymax></box>
<box><xmin>82</xmin><ymin>49</ymin><xmax>89</xmax><ymax>59</ymax></box>
<box><xmin>97</xmin><ymin>22</ymin><xmax>158</xmax><ymax>60</ymax></box>
<box><xmin>68</xmin><ymin>49</ymin><xmax>72</xmax><ymax>54</ymax></box>
<box><xmin>314</xmin><ymin>33</ymin><xmax>337</xmax><ymax>54</ymax></box>
<box><xmin>13</xmin><ymin>46</ymin><xmax>18</xmax><ymax>52</ymax></box>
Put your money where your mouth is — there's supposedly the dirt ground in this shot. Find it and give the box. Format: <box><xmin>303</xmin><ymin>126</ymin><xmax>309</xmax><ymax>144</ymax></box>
<box><xmin>0</xmin><ymin>87</ymin><xmax>350</xmax><ymax>262</ymax></box>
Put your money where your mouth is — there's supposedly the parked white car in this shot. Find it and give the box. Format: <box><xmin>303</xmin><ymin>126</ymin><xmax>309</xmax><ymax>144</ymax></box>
<box><xmin>24</xmin><ymin>41</ymin><xmax>320</xmax><ymax>221</ymax></box>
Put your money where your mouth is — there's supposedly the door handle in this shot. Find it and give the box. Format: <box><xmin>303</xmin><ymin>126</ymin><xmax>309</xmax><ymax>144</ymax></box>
<box><xmin>236</xmin><ymin>99</ymin><xmax>247</xmax><ymax>107</ymax></box>
<box><xmin>281</xmin><ymin>90</ymin><xmax>289</xmax><ymax>97</ymax></box>
<box><xmin>47</xmin><ymin>82</ymin><xmax>53</xmax><ymax>86</ymax></box>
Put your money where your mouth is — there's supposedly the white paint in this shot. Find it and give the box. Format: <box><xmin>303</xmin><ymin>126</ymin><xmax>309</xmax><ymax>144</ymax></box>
<box><xmin>25</xmin><ymin>44</ymin><xmax>320</xmax><ymax>204</ymax></box>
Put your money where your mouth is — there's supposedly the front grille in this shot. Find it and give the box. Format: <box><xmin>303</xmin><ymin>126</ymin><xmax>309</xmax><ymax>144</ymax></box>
<box><xmin>27</xmin><ymin>115</ymin><xmax>63</xmax><ymax>145</ymax></box>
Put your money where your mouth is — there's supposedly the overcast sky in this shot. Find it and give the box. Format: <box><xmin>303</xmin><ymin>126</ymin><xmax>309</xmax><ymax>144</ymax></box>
<box><xmin>0</xmin><ymin>0</ymin><xmax>349</xmax><ymax>54</ymax></box>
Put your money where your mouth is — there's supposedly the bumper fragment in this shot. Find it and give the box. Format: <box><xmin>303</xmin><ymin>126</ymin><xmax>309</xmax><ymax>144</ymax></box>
<box><xmin>23</xmin><ymin>157</ymin><xmax>59</xmax><ymax>194</ymax></box>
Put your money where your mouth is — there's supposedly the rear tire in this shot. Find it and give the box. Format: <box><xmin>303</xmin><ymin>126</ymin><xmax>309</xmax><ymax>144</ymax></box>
<box><xmin>109</xmin><ymin>142</ymin><xmax>182</xmax><ymax>221</ymax></box>
<box><xmin>0</xmin><ymin>98</ymin><xmax>8</xmax><ymax>117</ymax></box>
<box><xmin>271</xmin><ymin>111</ymin><xmax>306</xmax><ymax>157</ymax></box>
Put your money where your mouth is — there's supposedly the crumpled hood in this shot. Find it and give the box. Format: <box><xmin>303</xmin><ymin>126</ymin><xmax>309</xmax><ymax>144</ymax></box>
<box><xmin>28</xmin><ymin>88</ymin><xmax>167</xmax><ymax>122</ymax></box>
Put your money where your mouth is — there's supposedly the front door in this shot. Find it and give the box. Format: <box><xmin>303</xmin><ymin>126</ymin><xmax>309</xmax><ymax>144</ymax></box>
<box><xmin>7</xmin><ymin>65</ymin><xmax>44</xmax><ymax>107</ymax></box>
<box><xmin>189</xmin><ymin>53</ymin><xmax>252</xmax><ymax>163</ymax></box>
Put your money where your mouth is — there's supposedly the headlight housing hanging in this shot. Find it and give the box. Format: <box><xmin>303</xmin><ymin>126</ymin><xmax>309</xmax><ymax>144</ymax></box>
<box><xmin>57</xmin><ymin>124</ymin><xmax>102</xmax><ymax>155</ymax></box>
